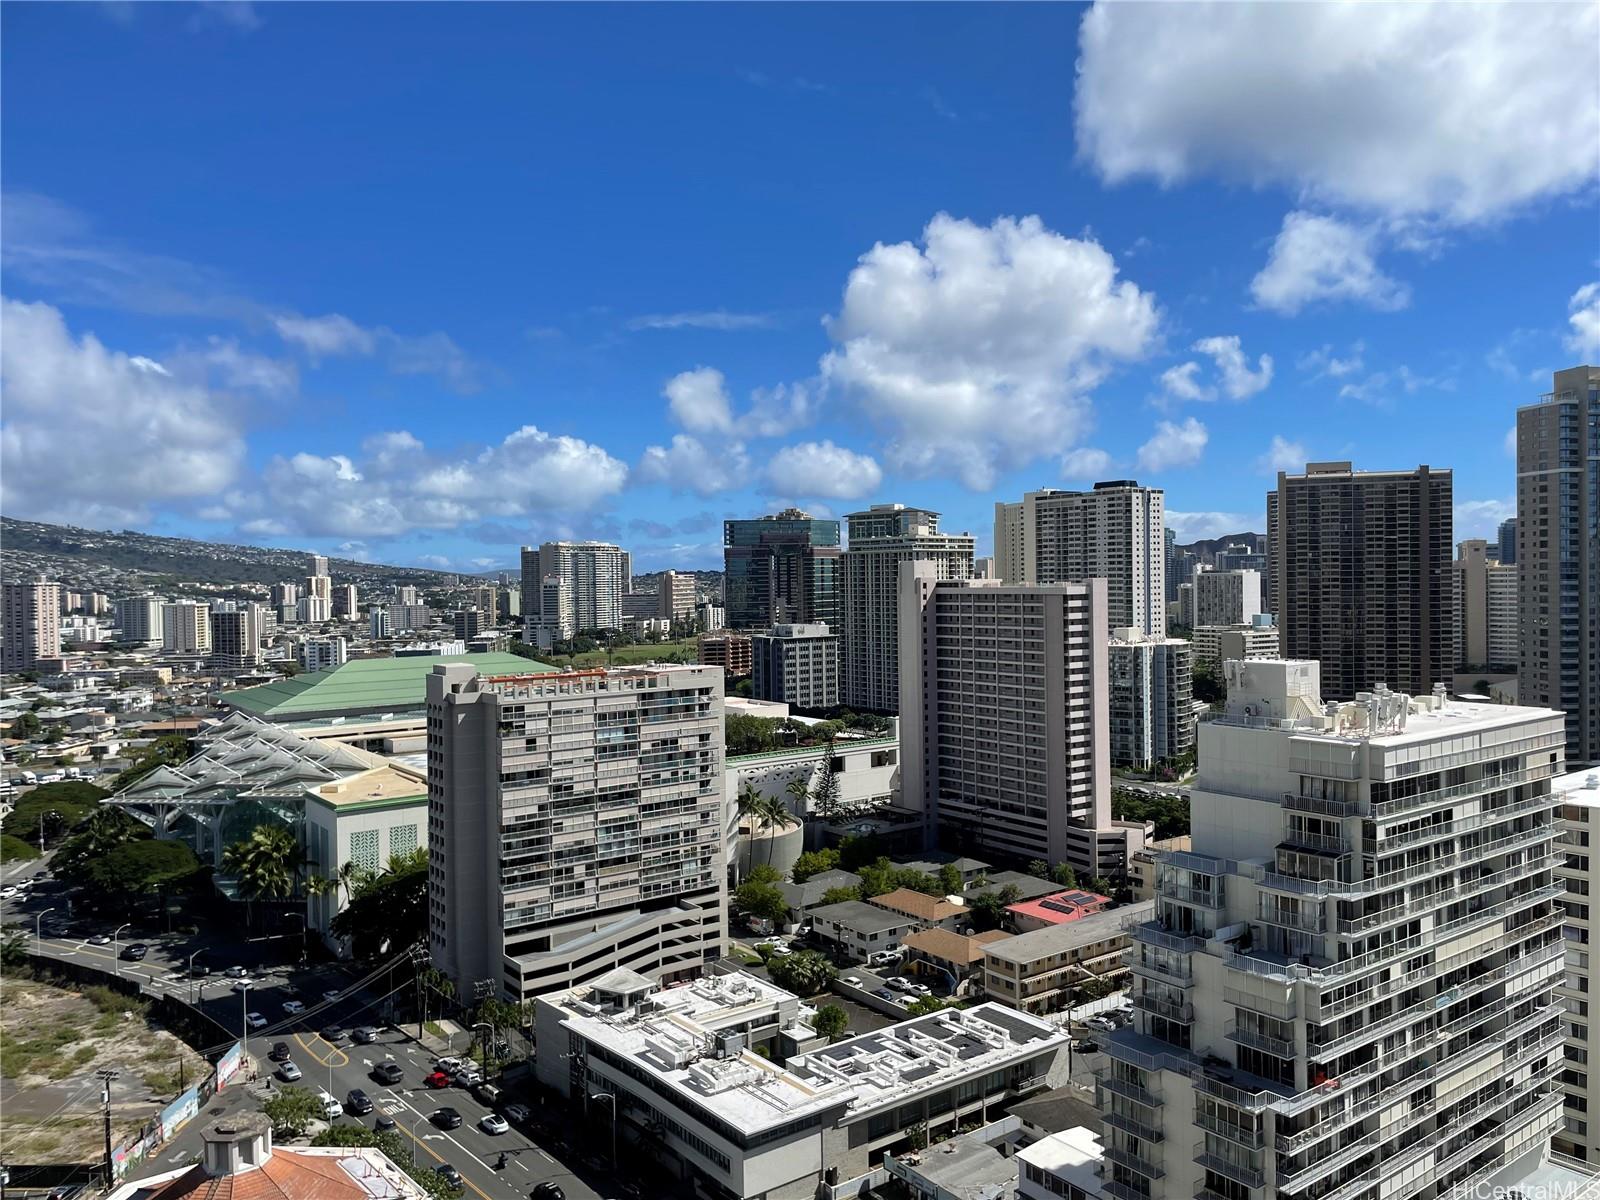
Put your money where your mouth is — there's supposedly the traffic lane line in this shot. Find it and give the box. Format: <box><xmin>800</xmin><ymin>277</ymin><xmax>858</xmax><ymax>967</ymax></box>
<box><xmin>292</xmin><ymin>1033</ymin><xmax>351</xmax><ymax>1068</ymax></box>
<box><xmin>383</xmin><ymin>1091</ymin><xmax>506</xmax><ymax>1200</ymax></box>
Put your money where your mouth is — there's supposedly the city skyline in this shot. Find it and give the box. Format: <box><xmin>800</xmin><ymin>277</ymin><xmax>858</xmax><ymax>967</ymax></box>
<box><xmin>3</xmin><ymin>4</ymin><xmax>1595</xmax><ymax>573</ymax></box>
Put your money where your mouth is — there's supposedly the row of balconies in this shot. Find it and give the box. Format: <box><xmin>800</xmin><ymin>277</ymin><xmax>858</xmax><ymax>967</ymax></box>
<box><xmin>1367</xmin><ymin>763</ymin><xmax>1555</xmax><ymax>822</ymax></box>
<box><xmin>1192</xmin><ymin>1141</ymin><xmax>1264</xmax><ymax>1190</ymax></box>
<box><xmin>1374</xmin><ymin>789</ymin><xmax>1558</xmax><ymax>854</ymax></box>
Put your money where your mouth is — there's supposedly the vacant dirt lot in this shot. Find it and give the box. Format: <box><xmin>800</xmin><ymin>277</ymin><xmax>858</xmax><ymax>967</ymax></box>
<box><xmin>0</xmin><ymin>976</ymin><xmax>207</xmax><ymax>1164</ymax></box>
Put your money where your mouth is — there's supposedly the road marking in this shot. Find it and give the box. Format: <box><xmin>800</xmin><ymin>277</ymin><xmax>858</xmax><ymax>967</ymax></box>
<box><xmin>536</xmin><ymin>1149</ymin><xmax>554</xmax><ymax>1163</ymax></box>
<box><xmin>293</xmin><ymin>1033</ymin><xmax>350</xmax><ymax>1068</ymax></box>
<box><xmin>514</xmin><ymin>1158</ymin><xmax>530</xmax><ymax>1171</ymax></box>
<box><xmin>386</xmin><ymin>1094</ymin><xmax>496</xmax><ymax>1200</ymax></box>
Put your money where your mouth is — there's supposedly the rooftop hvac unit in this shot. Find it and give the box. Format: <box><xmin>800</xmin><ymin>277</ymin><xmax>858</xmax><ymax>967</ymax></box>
<box><xmin>714</xmin><ymin>1032</ymin><xmax>746</xmax><ymax>1059</ymax></box>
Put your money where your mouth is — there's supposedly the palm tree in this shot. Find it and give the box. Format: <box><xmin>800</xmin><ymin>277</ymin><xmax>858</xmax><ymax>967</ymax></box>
<box><xmin>784</xmin><ymin>774</ymin><xmax>812</xmax><ymax>818</ymax></box>
<box><xmin>752</xmin><ymin>795</ymin><xmax>800</xmax><ymax>869</ymax></box>
<box><xmin>222</xmin><ymin>824</ymin><xmax>307</xmax><ymax>927</ymax></box>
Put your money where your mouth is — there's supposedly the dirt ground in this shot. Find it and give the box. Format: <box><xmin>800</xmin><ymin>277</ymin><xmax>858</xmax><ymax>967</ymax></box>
<box><xmin>0</xmin><ymin>976</ymin><xmax>208</xmax><ymax>1165</ymax></box>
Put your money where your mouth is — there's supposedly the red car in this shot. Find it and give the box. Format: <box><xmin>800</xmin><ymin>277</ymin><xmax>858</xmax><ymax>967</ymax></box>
<box><xmin>424</xmin><ymin>1070</ymin><xmax>452</xmax><ymax>1089</ymax></box>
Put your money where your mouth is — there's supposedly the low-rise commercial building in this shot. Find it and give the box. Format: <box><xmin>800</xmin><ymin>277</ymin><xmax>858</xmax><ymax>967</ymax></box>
<box><xmin>535</xmin><ymin>970</ymin><xmax>1070</xmax><ymax>1200</ymax></box>
<box><xmin>752</xmin><ymin>623</ymin><xmax>839</xmax><ymax>711</ymax></box>
<box><xmin>902</xmin><ymin>927</ymin><xmax>1013</xmax><ymax>997</ymax></box>
<box><xmin>807</xmin><ymin>899</ymin><xmax>919</xmax><ymax>961</ymax></box>
<box><xmin>1190</xmin><ymin>620</ymin><xmax>1280</xmax><ymax>670</ymax></box>
<box><xmin>869</xmin><ymin>887</ymin><xmax>967</xmax><ymax>931</ymax></box>
<box><xmin>699</xmin><ymin>632</ymin><xmax>753</xmax><ymax>675</ymax></box>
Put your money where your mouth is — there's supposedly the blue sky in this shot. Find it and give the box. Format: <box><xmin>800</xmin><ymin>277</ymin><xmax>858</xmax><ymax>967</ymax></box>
<box><xmin>3</xmin><ymin>2</ymin><xmax>1596</xmax><ymax>572</ymax></box>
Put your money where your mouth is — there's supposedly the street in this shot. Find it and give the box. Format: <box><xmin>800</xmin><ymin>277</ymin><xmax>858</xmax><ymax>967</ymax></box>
<box><xmin>1</xmin><ymin>879</ymin><xmax>619</xmax><ymax>1200</ymax></box>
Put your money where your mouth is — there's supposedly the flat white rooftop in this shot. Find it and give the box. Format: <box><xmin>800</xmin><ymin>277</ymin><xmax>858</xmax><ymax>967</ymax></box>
<box><xmin>1556</xmin><ymin>768</ymin><xmax>1600</xmax><ymax>808</ymax></box>
<box><xmin>556</xmin><ymin>974</ymin><xmax>1064</xmax><ymax>1136</ymax></box>
<box><xmin>1015</xmin><ymin>1126</ymin><xmax>1104</xmax><ymax>1193</ymax></box>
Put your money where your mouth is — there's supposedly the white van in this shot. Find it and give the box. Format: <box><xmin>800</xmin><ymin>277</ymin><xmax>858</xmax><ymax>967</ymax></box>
<box><xmin>317</xmin><ymin>1090</ymin><xmax>342</xmax><ymax>1121</ymax></box>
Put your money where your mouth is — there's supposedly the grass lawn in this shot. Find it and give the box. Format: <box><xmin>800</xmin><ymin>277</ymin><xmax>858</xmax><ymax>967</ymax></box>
<box><xmin>544</xmin><ymin>638</ymin><xmax>699</xmax><ymax>670</ymax></box>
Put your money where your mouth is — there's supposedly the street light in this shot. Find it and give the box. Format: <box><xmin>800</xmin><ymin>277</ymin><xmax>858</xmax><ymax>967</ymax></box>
<box><xmin>589</xmin><ymin>1092</ymin><xmax>618</xmax><ymax>1166</ymax></box>
<box><xmin>473</xmin><ymin>1021</ymin><xmax>492</xmax><ymax>1076</ymax></box>
<box><xmin>111</xmin><ymin>923</ymin><xmax>131</xmax><ymax>976</ymax></box>
<box><xmin>187</xmin><ymin>951</ymin><xmax>204</xmax><ymax>1005</ymax></box>
<box><xmin>34</xmin><ymin>907</ymin><xmax>55</xmax><ymax>945</ymax></box>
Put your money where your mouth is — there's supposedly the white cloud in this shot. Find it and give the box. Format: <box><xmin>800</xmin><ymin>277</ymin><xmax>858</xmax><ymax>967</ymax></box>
<box><xmin>1337</xmin><ymin>365</ymin><xmax>1451</xmax><ymax>407</ymax></box>
<box><xmin>1061</xmin><ymin>446</ymin><xmax>1112</xmax><ymax>480</ymax></box>
<box><xmin>234</xmin><ymin>425</ymin><xmax>628</xmax><ymax>539</ymax></box>
<box><xmin>820</xmin><ymin>212</ymin><xmax>1160</xmax><ymax>490</ymax></box>
<box><xmin>1194</xmin><ymin>336</ymin><xmax>1272</xmax><ymax>399</ymax></box>
<box><xmin>172</xmin><ymin>337</ymin><xmax>298</xmax><ymax>396</ymax></box>
<box><xmin>1250</xmin><ymin>213</ymin><xmax>1410</xmax><ymax>315</ymax></box>
<box><xmin>1455</xmin><ymin>498</ymin><xmax>1516</xmax><ymax>541</ymax></box>
<box><xmin>1297</xmin><ymin>342</ymin><xmax>1365</xmax><ymax>380</ymax></box>
<box><xmin>765</xmin><ymin>441</ymin><xmax>883</xmax><ymax>500</ymax></box>
<box><xmin>1075</xmin><ymin>2</ymin><xmax>1599</xmax><ymax>225</ymax></box>
<box><xmin>1567</xmin><ymin>283</ymin><xmax>1600</xmax><ymax>357</ymax></box>
<box><xmin>627</xmin><ymin>310</ymin><xmax>773</xmax><ymax>331</ymax></box>
<box><xmin>1257</xmin><ymin>435</ymin><xmax>1308</xmax><ymax>475</ymax></box>
<box><xmin>635</xmin><ymin>434</ymin><xmax>750</xmax><ymax>497</ymax></box>
<box><xmin>1166</xmin><ymin>511</ymin><xmax>1257</xmax><ymax>542</ymax></box>
<box><xmin>663</xmin><ymin>368</ymin><xmax>735</xmax><ymax>435</ymax></box>
<box><xmin>0</xmin><ymin>297</ymin><xmax>246</xmax><ymax>526</ymax></box>
<box><xmin>1161</xmin><ymin>335</ymin><xmax>1273</xmax><ymax>402</ymax></box>
<box><xmin>1136</xmin><ymin>417</ymin><xmax>1208</xmax><ymax>472</ymax></box>
<box><xmin>1159</xmin><ymin>361</ymin><xmax>1209</xmax><ymax>402</ymax></box>
<box><xmin>272</xmin><ymin>312</ymin><xmax>376</xmax><ymax>358</ymax></box>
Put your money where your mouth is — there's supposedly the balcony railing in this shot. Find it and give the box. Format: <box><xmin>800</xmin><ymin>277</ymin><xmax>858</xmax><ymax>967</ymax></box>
<box><xmin>1103</xmin><ymin>1146</ymin><xmax>1165</xmax><ymax>1180</ymax></box>
<box><xmin>1159</xmin><ymin>883</ymin><xmax>1226</xmax><ymax>908</ymax></box>
<box><xmin>1130</xmin><ymin>953</ymin><xmax>1195</xmax><ymax>986</ymax></box>
<box><xmin>1283</xmin><ymin>791</ymin><xmax>1362</xmax><ymax>818</ymax></box>
<box><xmin>1375</xmin><ymin>790</ymin><xmax>1558</xmax><ymax>853</ymax></box>
<box><xmin>1257</xmin><ymin>903</ymin><xmax>1328</xmax><ymax>933</ymax></box>
<box><xmin>1192</xmin><ymin>1145</ymin><xmax>1265</xmax><ymax>1190</ymax></box>
<box><xmin>1368</xmin><ymin>764</ymin><xmax>1556</xmax><ymax>821</ymax></box>
<box><xmin>1194</xmin><ymin>1110</ymin><xmax>1264</xmax><ymax>1149</ymax></box>
<box><xmin>1225</xmin><ymin>1019</ymin><xmax>1295</xmax><ymax>1059</ymax></box>
<box><xmin>1280</xmin><ymin>829</ymin><xmax>1352</xmax><ymax>855</ymax></box>
<box><xmin>1103</xmin><ymin>1111</ymin><xmax>1164</xmax><ymax>1143</ymax></box>
<box><xmin>1131</xmin><ymin>992</ymin><xmax>1195</xmax><ymax>1023</ymax></box>
<box><xmin>1098</xmin><ymin>1074</ymin><xmax>1164</xmax><ymax>1110</ymax></box>
<box><xmin>1126</xmin><ymin>919</ymin><xmax>1208</xmax><ymax>953</ymax></box>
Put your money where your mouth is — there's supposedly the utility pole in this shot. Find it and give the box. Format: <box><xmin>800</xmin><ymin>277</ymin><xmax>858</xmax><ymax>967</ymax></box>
<box><xmin>472</xmin><ymin>979</ymin><xmax>494</xmax><ymax>1074</ymax></box>
<box><xmin>97</xmin><ymin>1069</ymin><xmax>119</xmax><ymax>1186</ymax></box>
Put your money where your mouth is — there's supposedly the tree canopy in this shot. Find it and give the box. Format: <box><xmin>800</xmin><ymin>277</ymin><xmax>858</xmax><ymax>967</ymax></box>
<box><xmin>790</xmin><ymin>848</ymin><xmax>840</xmax><ymax>883</ymax></box>
<box><xmin>857</xmin><ymin>857</ymin><xmax>942</xmax><ymax>899</ymax></box>
<box><xmin>261</xmin><ymin>1086</ymin><xmax>323</xmax><ymax>1137</ymax></box>
<box><xmin>766</xmin><ymin>949</ymin><xmax>836</xmax><ymax>996</ymax></box>
<box><xmin>811</xmin><ymin>1004</ymin><xmax>849</xmax><ymax>1042</ymax></box>
<box><xmin>1</xmin><ymin>782</ymin><xmax>111</xmax><ymax>847</ymax></box>
<box><xmin>329</xmin><ymin>849</ymin><xmax>428</xmax><ymax>957</ymax></box>
<box><xmin>83</xmin><ymin>838</ymin><xmax>199</xmax><ymax>897</ymax></box>
<box><xmin>733</xmin><ymin>880</ymin><xmax>788</xmax><ymax>926</ymax></box>
<box><xmin>1111</xmin><ymin>789</ymin><xmax>1190</xmax><ymax>840</ymax></box>
<box><xmin>110</xmin><ymin>734</ymin><xmax>192</xmax><ymax>792</ymax></box>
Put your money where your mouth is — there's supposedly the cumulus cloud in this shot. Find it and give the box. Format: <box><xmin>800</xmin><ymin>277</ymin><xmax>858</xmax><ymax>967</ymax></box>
<box><xmin>1075</xmin><ymin>2</ymin><xmax>1599</xmax><ymax>225</ymax></box>
<box><xmin>230</xmin><ymin>425</ymin><xmax>628</xmax><ymax>539</ymax></box>
<box><xmin>1455</xmin><ymin>498</ymin><xmax>1516</xmax><ymax>541</ymax></box>
<box><xmin>1257</xmin><ymin>435</ymin><xmax>1308</xmax><ymax>475</ymax></box>
<box><xmin>1136</xmin><ymin>417</ymin><xmax>1208</xmax><ymax>471</ymax></box>
<box><xmin>820</xmin><ymin>212</ymin><xmax>1159</xmax><ymax>490</ymax></box>
<box><xmin>1</xmin><ymin>297</ymin><xmax>247</xmax><ymax>526</ymax></box>
<box><xmin>1297</xmin><ymin>343</ymin><xmax>1365</xmax><ymax>381</ymax></box>
<box><xmin>1567</xmin><ymin>283</ymin><xmax>1600</xmax><ymax>357</ymax></box>
<box><xmin>1251</xmin><ymin>213</ymin><xmax>1410</xmax><ymax>315</ymax></box>
<box><xmin>659</xmin><ymin>368</ymin><xmax>813</xmax><ymax>440</ymax></box>
<box><xmin>765</xmin><ymin>441</ymin><xmax>883</xmax><ymax>500</ymax></box>
<box><xmin>272</xmin><ymin>312</ymin><xmax>376</xmax><ymax>358</ymax></box>
<box><xmin>1161</xmin><ymin>335</ymin><xmax>1273</xmax><ymax>402</ymax></box>
<box><xmin>1166</xmin><ymin>511</ymin><xmax>1258</xmax><ymax>542</ymax></box>
<box><xmin>635</xmin><ymin>434</ymin><xmax>750</xmax><ymax>497</ymax></box>
<box><xmin>1061</xmin><ymin>447</ymin><xmax>1113</xmax><ymax>480</ymax></box>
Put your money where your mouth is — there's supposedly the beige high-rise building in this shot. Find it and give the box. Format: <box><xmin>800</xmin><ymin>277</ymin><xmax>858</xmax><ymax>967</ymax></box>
<box><xmin>2</xmin><ymin>579</ymin><xmax>61</xmax><ymax>671</ymax></box>
<box><xmin>656</xmin><ymin>570</ymin><xmax>697</xmax><ymax>621</ymax></box>
<box><xmin>1453</xmin><ymin>538</ymin><xmax>1518</xmax><ymax>671</ymax></box>
<box><xmin>426</xmin><ymin>661</ymin><xmax>726</xmax><ymax>1001</ymax></box>
<box><xmin>309</xmin><ymin>554</ymin><xmax>329</xmax><ymax>578</ymax></box>
<box><xmin>521</xmin><ymin>541</ymin><xmax>627</xmax><ymax>635</ymax></box>
<box><xmin>842</xmin><ymin>504</ymin><xmax>974</xmax><ymax>714</ymax></box>
<box><xmin>1194</xmin><ymin>568</ymin><xmax>1261</xmax><ymax>628</ymax></box>
<box><xmin>270</xmin><ymin>582</ymin><xmax>299</xmax><ymax>608</ymax></box>
<box><xmin>1555</xmin><ymin>768</ymin><xmax>1600</xmax><ymax>1163</ymax></box>
<box><xmin>161</xmin><ymin>600</ymin><xmax>211</xmax><ymax>654</ymax></box>
<box><xmin>900</xmin><ymin>568</ymin><xmax>1137</xmax><ymax>876</ymax></box>
<box><xmin>1267</xmin><ymin>461</ymin><xmax>1453</xmax><ymax>700</ymax></box>
<box><xmin>304</xmin><ymin>573</ymin><xmax>332</xmax><ymax>603</ymax></box>
<box><xmin>1518</xmin><ymin>365</ymin><xmax>1599</xmax><ymax>767</ymax></box>
<box><xmin>1104</xmin><ymin>660</ymin><xmax>1567</xmax><ymax>1200</ymax></box>
<box><xmin>993</xmin><ymin>481</ymin><xmax>1167</xmax><ymax>636</ymax></box>
<box><xmin>115</xmin><ymin>595</ymin><xmax>162</xmax><ymax>645</ymax></box>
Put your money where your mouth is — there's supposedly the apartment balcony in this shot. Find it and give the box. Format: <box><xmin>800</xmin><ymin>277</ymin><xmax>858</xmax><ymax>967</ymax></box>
<box><xmin>1374</xmin><ymin>790</ymin><xmax>1557</xmax><ymax>853</ymax></box>
<box><xmin>1367</xmin><ymin>764</ymin><xmax>1556</xmax><ymax>822</ymax></box>
<box><xmin>1098</xmin><ymin>1074</ymin><xmax>1164</xmax><ymax>1110</ymax></box>
<box><xmin>1159</xmin><ymin>883</ymin><xmax>1226</xmax><ymax>908</ymax></box>
<box><xmin>1283</xmin><ymin>791</ymin><xmax>1362</xmax><ymax>819</ymax></box>
<box><xmin>1103</xmin><ymin>1111</ymin><xmax>1164</xmax><ymax>1143</ymax></box>
<box><xmin>1257</xmin><ymin>903</ymin><xmax>1328</xmax><ymax>934</ymax></box>
<box><xmin>1100</xmin><ymin>1181</ymin><xmax>1153</xmax><ymax>1200</ymax></box>
<box><xmin>1103</xmin><ymin>1146</ymin><xmax>1164</xmax><ymax>1180</ymax></box>
<box><xmin>1193</xmin><ymin>1110</ymin><xmax>1264</xmax><ymax>1150</ymax></box>
<box><xmin>1192</xmin><ymin>1144</ymin><xmax>1265</xmax><ymax>1190</ymax></box>
<box><xmin>1130</xmin><ymin>953</ymin><xmax>1195</xmax><ymax>986</ymax></box>
<box><xmin>1254</xmin><ymin>822</ymin><xmax>1555</xmax><ymax>900</ymax></box>
<box><xmin>1225</xmin><ymin>1019</ymin><xmax>1295</xmax><ymax>1059</ymax></box>
<box><xmin>1279</xmin><ymin>830</ymin><xmax>1352</xmax><ymax>856</ymax></box>
<box><xmin>1224</xmin><ymin>987</ymin><xmax>1297</xmax><ymax>1021</ymax></box>
<box><xmin>1127</xmin><ymin>918</ymin><xmax>1208</xmax><ymax>954</ymax></box>
<box><xmin>1131</xmin><ymin>992</ymin><xmax>1195</xmax><ymax>1023</ymax></box>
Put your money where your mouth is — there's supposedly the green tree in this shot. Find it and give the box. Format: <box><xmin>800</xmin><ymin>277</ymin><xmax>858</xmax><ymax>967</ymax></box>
<box><xmin>738</xmin><ymin>788</ymin><xmax>799</xmax><ymax>869</ymax></box>
<box><xmin>938</xmin><ymin>863</ymin><xmax>964</xmax><ymax>896</ymax></box>
<box><xmin>904</xmin><ymin>996</ymin><xmax>948</xmax><ymax>1017</ymax></box>
<box><xmin>9</xmin><ymin>711</ymin><xmax>40</xmax><ymax>739</ymax></box>
<box><xmin>837</xmin><ymin>833</ymin><xmax>888</xmax><ymax>872</ymax></box>
<box><xmin>53</xmin><ymin>808</ymin><xmax>146</xmax><ymax>880</ymax></box>
<box><xmin>110</xmin><ymin>733</ymin><xmax>192</xmax><ymax>791</ymax></box>
<box><xmin>791</xmin><ymin>848</ymin><xmax>840</xmax><ymax>884</ymax></box>
<box><xmin>818</xmin><ymin>884</ymin><xmax>862</xmax><ymax>905</ymax></box>
<box><xmin>222</xmin><ymin>824</ymin><xmax>307</xmax><ymax>925</ymax></box>
<box><xmin>1052</xmin><ymin>862</ymin><xmax>1078</xmax><ymax>888</ymax></box>
<box><xmin>261</xmin><ymin>1086</ymin><xmax>323</xmax><ymax>1137</ymax></box>
<box><xmin>811</xmin><ymin>1004</ymin><xmax>849</xmax><ymax>1042</ymax></box>
<box><xmin>810</xmin><ymin>739</ymin><xmax>842</xmax><ymax>821</ymax></box>
<box><xmin>2</xmin><ymin>782</ymin><xmax>109</xmax><ymax>847</ymax></box>
<box><xmin>746</xmin><ymin>864</ymin><xmax>783</xmax><ymax>886</ymax></box>
<box><xmin>330</xmin><ymin>851</ymin><xmax>428</xmax><ymax>957</ymax></box>
<box><xmin>906</xmin><ymin>1121</ymin><xmax>929</xmax><ymax>1151</ymax></box>
<box><xmin>84</xmin><ymin>839</ymin><xmax>199</xmax><ymax>899</ymax></box>
<box><xmin>733</xmin><ymin>880</ymin><xmax>789</xmax><ymax>926</ymax></box>
<box><xmin>1026</xmin><ymin>859</ymin><xmax>1050</xmax><ymax>879</ymax></box>
<box><xmin>42</xmin><ymin>725</ymin><xmax>64</xmax><ymax>745</ymax></box>
<box><xmin>0</xmin><ymin>834</ymin><xmax>40</xmax><ymax>862</ymax></box>
<box><xmin>766</xmin><ymin>949</ymin><xmax>836</xmax><ymax>996</ymax></box>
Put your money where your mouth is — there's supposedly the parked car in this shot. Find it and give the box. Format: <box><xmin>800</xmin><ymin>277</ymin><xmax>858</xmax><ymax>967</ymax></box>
<box><xmin>282</xmin><ymin>1000</ymin><xmax>305</xmax><ymax>1015</ymax></box>
<box><xmin>277</xmin><ymin>1061</ymin><xmax>302</xmax><ymax>1082</ymax></box>
<box><xmin>867</xmin><ymin>949</ymin><xmax>903</xmax><ymax>966</ymax></box>
<box><xmin>503</xmin><ymin>1103</ymin><xmax>531</xmax><ymax>1125</ymax></box>
<box><xmin>841</xmin><ymin>976</ymin><xmax>863</xmax><ymax>987</ymax></box>
<box><xmin>345</xmin><ymin>1089</ymin><xmax>374</xmax><ymax>1115</ymax></box>
<box><xmin>1076</xmin><ymin>1040</ymin><xmax>1100</xmax><ymax>1054</ymax></box>
<box><xmin>371</xmin><ymin>1061</ymin><xmax>403</xmax><ymax>1085</ymax></box>
<box><xmin>453</xmin><ymin>1066</ymin><xmax>483</xmax><ymax>1088</ymax></box>
<box><xmin>269</xmin><ymin>1042</ymin><xmax>291</xmax><ymax>1063</ymax></box>
<box><xmin>120</xmin><ymin>943</ymin><xmax>148</xmax><ymax>961</ymax></box>
<box><xmin>874</xmin><ymin>987</ymin><xmax>898</xmax><ymax>1001</ymax></box>
<box><xmin>245</xmin><ymin>1012</ymin><xmax>267</xmax><ymax>1030</ymax></box>
<box><xmin>886</xmin><ymin>977</ymin><xmax>912</xmax><ymax>992</ymax></box>
<box><xmin>908</xmin><ymin>982</ymin><xmax>932</xmax><ymax>996</ymax></box>
<box><xmin>479</xmin><ymin>1113</ymin><xmax>509</xmax><ymax>1135</ymax></box>
<box><xmin>322</xmin><ymin>989</ymin><xmax>342</xmax><ymax>1003</ymax></box>
<box><xmin>424</xmin><ymin>1071</ymin><xmax>452</xmax><ymax>1089</ymax></box>
<box><xmin>474</xmin><ymin>1082</ymin><xmax>504</xmax><ymax>1106</ymax></box>
<box><xmin>430</xmin><ymin>1107</ymin><xmax>463</xmax><ymax>1130</ymax></box>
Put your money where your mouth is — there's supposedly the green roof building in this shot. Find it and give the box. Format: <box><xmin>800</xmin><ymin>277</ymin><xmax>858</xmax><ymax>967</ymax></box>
<box><xmin>222</xmin><ymin>652</ymin><xmax>554</xmax><ymax>722</ymax></box>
